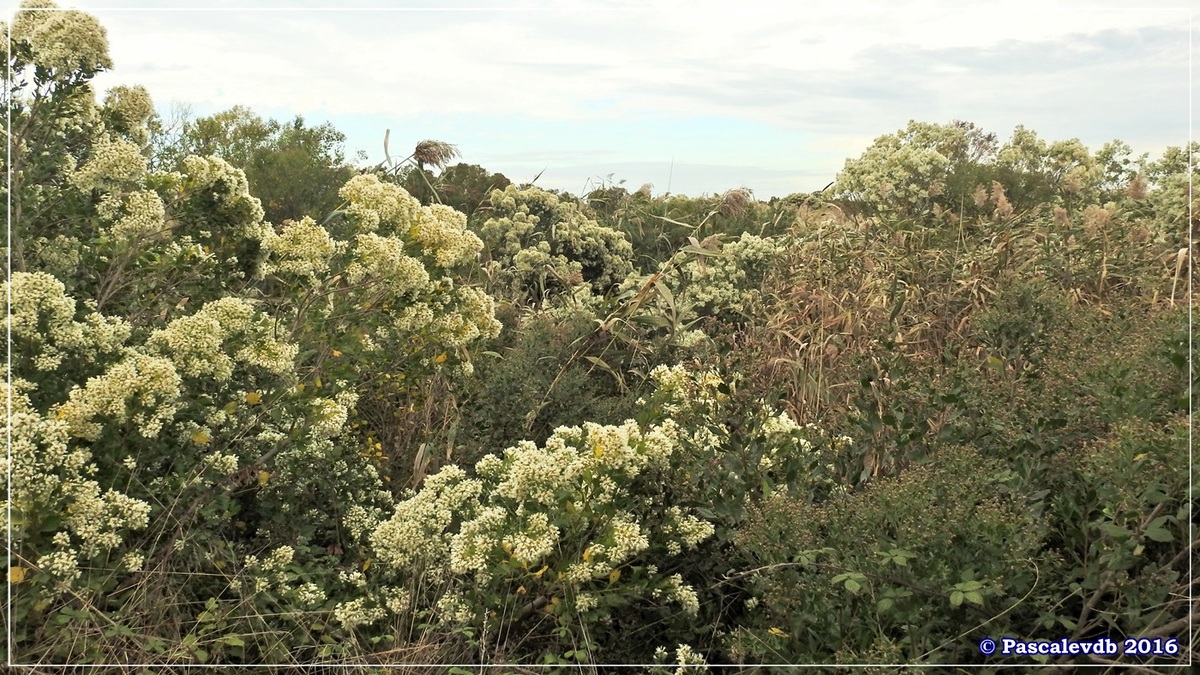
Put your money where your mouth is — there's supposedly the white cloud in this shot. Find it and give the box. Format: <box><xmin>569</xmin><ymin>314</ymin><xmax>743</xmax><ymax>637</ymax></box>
<box><xmin>55</xmin><ymin>0</ymin><xmax>1194</xmax><ymax>197</ymax></box>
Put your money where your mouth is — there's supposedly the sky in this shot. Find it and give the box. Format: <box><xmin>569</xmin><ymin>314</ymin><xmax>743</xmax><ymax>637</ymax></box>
<box><xmin>19</xmin><ymin>0</ymin><xmax>1198</xmax><ymax>199</ymax></box>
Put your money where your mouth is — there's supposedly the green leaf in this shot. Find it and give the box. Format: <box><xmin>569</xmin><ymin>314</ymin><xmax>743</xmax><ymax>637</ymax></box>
<box><xmin>950</xmin><ymin>591</ymin><xmax>964</xmax><ymax>607</ymax></box>
<box><xmin>1098</xmin><ymin>522</ymin><xmax>1131</xmax><ymax>538</ymax></box>
<box><xmin>964</xmin><ymin>591</ymin><xmax>984</xmax><ymax>606</ymax></box>
<box><xmin>1144</xmin><ymin>526</ymin><xmax>1173</xmax><ymax>542</ymax></box>
<box><xmin>222</xmin><ymin>634</ymin><xmax>245</xmax><ymax>647</ymax></box>
<box><xmin>844</xmin><ymin>578</ymin><xmax>861</xmax><ymax>593</ymax></box>
<box><xmin>193</xmin><ymin>648</ymin><xmax>209</xmax><ymax>663</ymax></box>
<box><xmin>877</xmin><ymin>598</ymin><xmax>894</xmax><ymax>612</ymax></box>
<box><xmin>584</xmin><ymin>356</ymin><xmax>613</xmax><ymax>372</ymax></box>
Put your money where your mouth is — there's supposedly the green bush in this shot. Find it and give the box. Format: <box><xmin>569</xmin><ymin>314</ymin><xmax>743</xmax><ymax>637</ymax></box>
<box><xmin>732</xmin><ymin>445</ymin><xmax>1041</xmax><ymax>665</ymax></box>
<box><xmin>477</xmin><ymin>185</ymin><xmax>635</xmax><ymax>304</ymax></box>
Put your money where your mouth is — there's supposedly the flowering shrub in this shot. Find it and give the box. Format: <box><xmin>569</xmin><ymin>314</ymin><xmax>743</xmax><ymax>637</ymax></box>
<box><xmin>341</xmin><ymin>418</ymin><xmax>714</xmax><ymax>660</ymax></box>
<box><xmin>479</xmin><ymin>185</ymin><xmax>634</xmax><ymax>304</ymax></box>
<box><xmin>6</xmin><ymin>1</ymin><xmax>1192</xmax><ymax>668</ymax></box>
<box><xmin>638</xmin><ymin>364</ymin><xmax>854</xmax><ymax>517</ymax></box>
<box><xmin>671</xmin><ymin>232</ymin><xmax>789</xmax><ymax>319</ymax></box>
<box><xmin>5</xmin><ymin>2</ymin><xmax>501</xmax><ymax>663</ymax></box>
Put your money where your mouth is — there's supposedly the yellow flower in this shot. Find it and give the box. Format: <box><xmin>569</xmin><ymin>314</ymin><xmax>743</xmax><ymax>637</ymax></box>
<box><xmin>257</xmin><ymin>470</ymin><xmax>271</xmax><ymax>486</ymax></box>
<box><xmin>9</xmin><ymin>567</ymin><xmax>27</xmax><ymax>584</ymax></box>
<box><xmin>244</xmin><ymin>391</ymin><xmax>262</xmax><ymax>405</ymax></box>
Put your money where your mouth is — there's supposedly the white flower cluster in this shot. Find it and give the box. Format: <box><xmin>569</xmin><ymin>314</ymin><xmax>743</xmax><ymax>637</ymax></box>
<box><xmin>575</xmin><ymin>591</ymin><xmax>599</xmax><ymax>612</ymax></box>
<box><xmin>412</xmin><ymin>204</ymin><xmax>484</xmax><ymax>268</ymax></box>
<box><xmin>293</xmin><ymin>582</ymin><xmax>326</xmax><ymax>608</ymax></box>
<box><xmin>68</xmin><ymin>133</ymin><xmax>145</xmax><ymax>193</ymax></box>
<box><xmin>370</xmin><ymin>465</ymin><xmax>483</xmax><ymax>569</ymax></box>
<box><xmin>488</xmin><ymin>420</ymin><xmax>675</xmax><ymax>510</ymax></box>
<box><xmin>343</xmin><ymin>504</ymin><xmax>383</xmax><ymax>543</ymax></box>
<box><xmin>606</xmin><ymin>512</ymin><xmax>651</xmax><ymax>564</ymax></box>
<box><xmin>835</xmin><ymin>123</ymin><xmax>954</xmax><ymax>214</ymax></box>
<box><xmin>121</xmin><ymin>551</ymin><xmax>144</xmax><ymax>572</ymax></box>
<box><xmin>648</xmin><ymin>364</ymin><xmax>727</xmax><ymax>418</ymax></box>
<box><xmin>308</xmin><ymin>396</ymin><xmax>351</xmax><ymax>439</ymax></box>
<box><xmin>480</xmin><ymin>185</ymin><xmax>634</xmax><ymax>299</ymax></box>
<box><xmin>7</xmin><ymin>272</ymin><xmax>131</xmax><ymax>371</ymax></box>
<box><xmin>674</xmin><ymin>233</ymin><xmax>786</xmax><ymax>313</ymax></box>
<box><xmin>673</xmin><ymin>328</ymin><xmax>709</xmax><ymax>349</ymax></box>
<box><xmin>503</xmin><ymin>511</ymin><xmax>561</xmax><ymax>565</ymax></box>
<box><xmin>339</xmin><ymin>173</ymin><xmax>421</xmax><ymax>234</ymax></box>
<box><xmin>368</xmin><ymin>418</ymin><xmax>713</xmax><ymax>625</ymax></box>
<box><xmin>481</xmin><ymin>211</ymin><xmax>540</xmax><ymax>259</ymax></box>
<box><xmin>97</xmin><ymin>190</ymin><xmax>166</xmax><ymax>242</ymax></box>
<box><xmin>37</xmin><ymin>549</ymin><xmax>81</xmax><ymax>585</ymax></box>
<box><xmin>347</xmin><ymin>233</ymin><xmax>430</xmax><ymax>296</ymax></box>
<box><xmin>434</xmin><ymin>287</ymin><xmax>504</xmax><ymax>348</ymax></box>
<box><xmin>179</xmin><ymin>155</ymin><xmax>268</xmax><ymax>239</ymax></box>
<box><xmin>101</xmin><ymin>85</ymin><xmax>154</xmax><ymax>145</ymax></box>
<box><xmin>30</xmin><ymin>235</ymin><xmax>82</xmax><ymax>280</ymax></box>
<box><xmin>660</xmin><ymin>574</ymin><xmax>701</xmax><ymax>616</ymax></box>
<box><xmin>12</xmin><ymin>0</ymin><xmax>112</xmax><ymax>77</ymax></box>
<box><xmin>259</xmin><ymin>217</ymin><xmax>343</xmax><ymax>284</ymax></box>
<box><xmin>761</xmin><ymin>410</ymin><xmax>801</xmax><ymax>439</ymax></box>
<box><xmin>661</xmin><ymin>506</ymin><xmax>715</xmax><ymax>556</ymax></box>
<box><xmin>653</xmin><ymin>643</ymin><xmax>709</xmax><ymax>674</ymax></box>
<box><xmin>332</xmin><ymin>596</ymin><xmax>386</xmax><ymax>630</ymax></box>
<box><xmin>435</xmin><ymin>592</ymin><xmax>474</xmax><ymax>625</ymax></box>
<box><xmin>200</xmin><ymin>450</ymin><xmax>238</xmax><ymax>476</ymax></box>
<box><xmin>7</xmin><ymin>379</ymin><xmax>87</xmax><ymax>506</ymax></box>
<box><xmin>147</xmin><ymin>297</ymin><xmax>297</xmax><ymax>381</ymax></box>
<box><xmin>382</xmin><ymin>586</ymin><xmax>411</xmax><ymax>614</ymax></box>
<box><xmin>54</xmin><ymin>352</ymin><xmax>182</xmax><ymax>440</ymax></box>
<box><xmin>448</xmin><ymin>505</ymin><xmax>505</xmax><ymax>577</ymax></box>
<box><xmin>63</xmin><ymin>480</ymin><xmax>151</xmax><ymax>557</ymax></box>
<box><xmin>263</xmin><ymin>545</ymin><xmax>294</xmax><ymax>571</ymax></box>
<box><xmin>493</xmin><ymin>438</ymin><xmax>582</xmax><ymax>506</ymax></box>
<box><xmin>7</xmin><ymin>378</ymin><xmax>153</xmax><ymax>588</ymax></box>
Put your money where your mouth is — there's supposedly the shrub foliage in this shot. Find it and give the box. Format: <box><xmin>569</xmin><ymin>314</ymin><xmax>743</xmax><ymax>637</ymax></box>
<box><xmin>4</xmin><ymin>2</ymin><xmax>1195</xmax><ymax>671</ymax></box>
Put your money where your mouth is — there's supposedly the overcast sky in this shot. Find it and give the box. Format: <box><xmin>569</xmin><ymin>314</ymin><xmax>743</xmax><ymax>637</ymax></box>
<box><xmin>29</xmin><ymin>1</ymin><xmax>1198</xmax><ymax>198</ymax></box>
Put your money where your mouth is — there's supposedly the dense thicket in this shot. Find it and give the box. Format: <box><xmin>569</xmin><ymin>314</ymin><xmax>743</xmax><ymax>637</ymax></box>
<box><xmin>4</xmin><ymin>2</ymin><xmax>1195</xmax><ymax>672</ymax></box>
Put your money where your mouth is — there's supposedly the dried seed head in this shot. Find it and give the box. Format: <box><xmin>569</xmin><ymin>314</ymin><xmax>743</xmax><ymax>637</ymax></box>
<box><xmin>1126</xmin><ymin>174</ymin><xmax>1148</xmax><ymax>200</ymax></box>
<box><xmin>413</xmin><ymin>140</ymin><xmax>460</xmax><ymax>169</ymax></box>
<box><xmin>990</xmin><ymin>181</ymin><xmax>1013</xmax><ymax>219</ymax></box>
<box><xmin>718</xmin><ymin>188</ymin><xmax>752</xmax><ymax>218</ymax></box>
<box><xmin>1082</xmin><ymin>204</ymin><xmax>1111</xmax><ymax>232</ymax></box>
<box><xmin>972</xmin><ymin>184</ymin><xmax>989</xmax><ymax>208</ymax></box>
